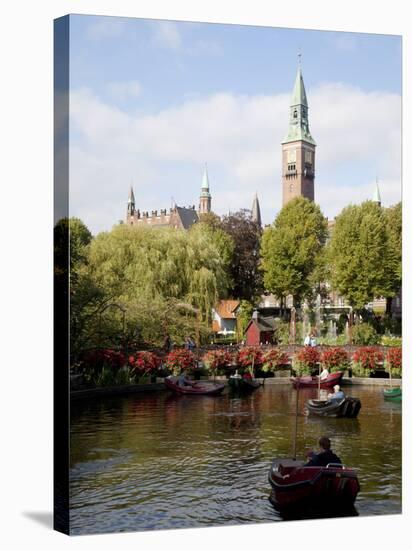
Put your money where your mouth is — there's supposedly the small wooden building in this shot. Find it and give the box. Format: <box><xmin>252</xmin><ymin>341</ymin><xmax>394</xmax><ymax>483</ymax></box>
<box><xmin>245</xmin><ymin>312</ymin><xmax>277</xmax><ymax>346</ymax></box>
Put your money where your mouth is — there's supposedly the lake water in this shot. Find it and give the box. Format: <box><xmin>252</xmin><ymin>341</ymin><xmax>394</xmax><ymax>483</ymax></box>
<box><xmin>70</xmin><ymin>384</ymin><xmax>401</xmax><ymax>535</ymax></box>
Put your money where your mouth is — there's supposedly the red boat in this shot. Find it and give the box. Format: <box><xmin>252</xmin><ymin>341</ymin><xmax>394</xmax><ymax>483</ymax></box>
<box><xmin>292</xmin><ymin>371</ymin><xmax>343</xmax><ymax>389</ymax></box>
<box><xmin>268</xmin><ymin>458</ymin><xmax>360</xmax><ymax>513</ymax></box>
<box><xmin>164</xmin><ymin>377</ymin><xmax>225</xmax><ymax>396</ymax></box>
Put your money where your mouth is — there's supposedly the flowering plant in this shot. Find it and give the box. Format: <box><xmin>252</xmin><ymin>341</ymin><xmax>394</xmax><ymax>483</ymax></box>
<box><xmin>261</xmin><ymin>348</ymin><xmax>290</xmax><ymax>372</ymax></box>
<box><xmin>84</xmin><ymin>348</ymin><xmax>126</xmax><ymax>371</ymax></box>
<box><xmin>384</xmin><ymin>347</ymin><xmax>402</xmax><ymax>378</ymax></box>
<box><xmin>128</xmin><ymin>351</ymin><xmax>161</xmax><ymax>376</ymax></box>
<box><xmin>292</xmin><ymin>346</ymin><xmax>320</xmax><ymax>376</ymax></box>
<box><xmin>320</xmin><ymin>347</ymin><xmax>349</xmax><ymax>373</ymax></box>
<box><xmin>236</xmin><ymin>347</ymin><xmax>263</xmax><ymax>372</ymax></box>
<box><xmin>202</xmin><ymin>349</ymin><xmax>233</xmax><ymax>373</ymax></box>
<box><xmin>165</xmin><ymin>349</ymin><xmax>196</xmax><ymax>375</ymax></box>
<box><xmin>351</xmin><ymin>347</ymin><xmax>384</xmax><ymax>377</ymax></box>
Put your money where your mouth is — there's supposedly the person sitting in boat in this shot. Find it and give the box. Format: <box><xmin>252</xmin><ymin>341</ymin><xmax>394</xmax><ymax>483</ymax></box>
<box><xmin>327</xmin><ymin>384</ymin><xmax>345</xmax><ymax>402</ymax></box>
<box><xmin>319</xmin><ymin>367</ymin><xmax>329</xmax><ymax>381</ymax></box>
<box><xmin>305</xmin><ymin>436</ymin><xmax>342</xmax><ymax>467</ymax></box>
<box><xmin>177</xmin><ymin>370</ymin><xmax>196</xmax><ymax>387</ymax></box>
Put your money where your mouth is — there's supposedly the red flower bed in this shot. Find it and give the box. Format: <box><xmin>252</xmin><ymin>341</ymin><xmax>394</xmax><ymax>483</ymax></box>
<box><xmin>321</xmin><ymin>347</ymin><xmax>349</xmax><ymax>372</ymax></box>
<box><xmin>202</xmin><ymin>349</ymin><xmax>233</xmax><ymax>371</ymax></box>
<box><xmin>128</xmin><ymin>351</ymin><xmax>161</xmax><ymax>374</ymax></box>
<box><xmin>165</xmin><ymin>349</ymin><xmax>196</xmax><ymax>374</ymax></box>
<box><xmin>84</xmin><ymin>348</ymin><xmax>126</xmax><ymax>370</ymax></box>
<box><xmin>262</xmin><ymin>348</ymin><xmax>290</xmax><ymax>372</ymax></box>
<box><xmin>237</xmin><ymin>347</ymin><xmax>263</xmax><ymax>369</ymax></box>
<box><xmin>352</xmin><ymin>347</ymin><xmax>384</xmax><ymax>371</ymax></box>
<box><xmin>385</xmin><ymin>347</ymin><xmax>402</xmax><ymax>376</ymax></box>
<box><xmin>295</xmin><ymin>346</ymin><xmax>320</xmax><ymax>367</ymax></box>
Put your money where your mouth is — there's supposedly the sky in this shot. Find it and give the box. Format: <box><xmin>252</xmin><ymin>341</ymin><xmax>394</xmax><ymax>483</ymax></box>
<box><xmin>67</xmin><ymin>14</ymin><xmax>402</xmax><ymax>235</ymax></box>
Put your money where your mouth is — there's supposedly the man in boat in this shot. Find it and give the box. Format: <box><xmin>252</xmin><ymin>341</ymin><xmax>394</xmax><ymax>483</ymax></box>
<box><xmin>327</xmin><ymin>384</ymin><xmax>345</xmax><ymax>402</ymax></box>
<box><xmin>319</xmin><ymin>366</ymin><xmax>329</xmax><ymax>381</ymax></box>
<box><xmin>177</xmin><ymin>370</ymin><xmax>196</xmax><ymax>387</ymax></box>
<box><xmin>305</xmin><ymin>437</ymin><xmax>342</xmax><ymax>467</ymax></box>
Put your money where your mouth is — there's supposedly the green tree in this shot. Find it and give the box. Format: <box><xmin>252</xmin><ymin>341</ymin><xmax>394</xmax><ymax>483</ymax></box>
<box><xmin>261</xmin><ymin>197</ymin><xmax>328</xmax><ymax>308</ymax></box>
<box><xmin>383</xmin><ymin>202</ymin><xmax>402</xmax><ymax>314</ymax></box>
<box><xmin>220</xmin><ymin>209</ymin><xmax>263</xmax><ymax>301</ymax></box>
<box><xmin>328</xmin><ymin>201</ymin><xmax>393</xmax><ymax>312</ymax></box>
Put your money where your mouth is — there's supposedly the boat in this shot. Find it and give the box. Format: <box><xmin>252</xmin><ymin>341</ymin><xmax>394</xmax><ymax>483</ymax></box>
<box><xmin>292</xmin><ymin>371</ymin><xmax>343</xmax><ymax>389</ymax></box>
<box><xmin>268</xmin><ymin>458</ymin><xmax>360</xmax><ymax>513</ymax></box>
<box><xmin>164</xmin><ymin>376</ymin><xmax>225</xmax><ymax>396</ymax></box>
<box><xmin>228</xmin><ymin>376</ymin><xmax>263</xmax><ymax>393</ymax></box>
<box><xmin>383</xmin><ymin>387</ymin><xmax>402</xmax><ymax>402</ymax></box>
<box><xmin>306</xmin><ymin>397</ymin><xmax>361</xmax><ymax>418</ymax></box>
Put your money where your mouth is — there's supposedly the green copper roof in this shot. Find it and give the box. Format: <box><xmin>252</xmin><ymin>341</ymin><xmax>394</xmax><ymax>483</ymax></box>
<box><xmin>291</xmin><ymin>66</ymin><xmax>308</xmax><ymax>107</ymax></box>
<box><xmin>282</xmin><ymin>64</ymin><xmax>316</xmax><ymax>146</ymax></box>
<box><xmin>200</xmin><ymin>165</ymin><xmax>211</xmax><ymax>198</ymax></box>
<box><xmin>372</xmin><ymin>182</ymin><xmax>382</xmax><ymax>204</ymax></box>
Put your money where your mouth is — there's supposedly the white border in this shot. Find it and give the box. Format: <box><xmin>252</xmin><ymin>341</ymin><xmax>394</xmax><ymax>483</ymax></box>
<box><xmin>0</xmin><ymin>1</ymin><xmax>410</xmax><ymax>549</ymax></box>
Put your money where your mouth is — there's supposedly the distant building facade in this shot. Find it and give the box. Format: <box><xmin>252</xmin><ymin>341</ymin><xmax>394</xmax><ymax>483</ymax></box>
<box><xmin>126</xmin><ymin>166</ymin><xmax>212</xmax><ymax>230</ymax></box>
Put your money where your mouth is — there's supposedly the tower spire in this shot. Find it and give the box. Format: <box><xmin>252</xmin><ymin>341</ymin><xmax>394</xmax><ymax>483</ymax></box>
<box><xmin>281</xmin><ymin>56</ymin><xmax>316</xmax><ymax>206</ymax></box>
<box><xmin>372</xmin><ymin>177</ymin><xmax>382</xmax><ymax>206</ymax></box>
<box><xmin>251</xmin><ymin>192</ymin><xmax>262</xmax><ymax>227</ymax></box>
<box><xmin>199</xmin><ymin>164</ymin><xmax>212</xmax><ymax>214</ymax></box>
<box><xmin>127</xmin><ymin>185</ymin><xmax>135</xmax><ymax>218</ymax></box>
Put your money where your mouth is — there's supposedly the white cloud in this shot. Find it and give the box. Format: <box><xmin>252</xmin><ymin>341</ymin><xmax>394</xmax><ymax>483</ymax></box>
<box><xmin>70</xmin><ymin>83</ymin><xmax>401</xmax><ymax>234</ymax></box>
<box><xmin>106</xmin><ymin>80</ymin><xmax>142</xmax><ymax>101</ymax></box>
<box><xmin>150</xmin><ymin>21</ymin><xmax>182</xmax><ymax>50</ymax></box>
<box><xmin>86</xmin><ymin>18</ymin><xmax>126</xmax><ymax>40</ymax></box>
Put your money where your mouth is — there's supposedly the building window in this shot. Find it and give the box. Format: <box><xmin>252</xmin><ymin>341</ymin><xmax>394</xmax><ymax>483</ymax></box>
<box><xmin>293</xmin><ymin>110</ymin><xmax>298</xmax><ymax>118</ymax></box>
<box><xmin>288</xmin><ymin>163</ymin><xmax>296</xmax><ymax>171</ymax></box>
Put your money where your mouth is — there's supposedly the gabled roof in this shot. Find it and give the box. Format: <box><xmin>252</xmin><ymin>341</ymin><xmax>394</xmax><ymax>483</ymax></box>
<box><xmin>214</xmin><ymin>299</ymin><xmax>240</xmax><ymax>319</ymax></box>
<box><xmin>176</xmin><ymin>206</ymin><xmax>199</xmax><ymax>229</ymax></box>
<box><xmin>245</xmin><ymin>314</ymin><xmax>278</xmax><ymax>334</ymax></box>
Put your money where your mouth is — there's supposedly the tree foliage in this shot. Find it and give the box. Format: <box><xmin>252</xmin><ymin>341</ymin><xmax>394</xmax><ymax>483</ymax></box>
<box><xmin>260</xmin><ymin>197</ymin><xmax>328</xmax><ymax>306</ymax></box>
<box><xmin>71</xmin><ymin>222</ymin><xmax>233</xmax><ymax>355</ymax></box>
<box><xmin>220</xmin><ymin>209</ymin><xmax>263</xmax><ymax>301</ymax></box>
<box><xmin>327</xmin><ymin>201</ymin><xmax>395</xmax><ymax>310</ymax></box>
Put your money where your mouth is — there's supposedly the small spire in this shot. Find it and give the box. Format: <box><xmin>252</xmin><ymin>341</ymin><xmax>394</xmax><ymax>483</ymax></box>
<box><xmin>202</xmin><ymin>163</ymin><xmax>210</xmax><ymax>190</ymax></box>
<box><xmin>252</xmin><ymin>192</ymin><xmax>262</xmax><ymax>227</ymax></box>
<box><xmin>128</xmin><ymin>185</ymin><xmax>135</xmax><ymax>204</ymax></box>
<box><xmin>372</xmin><ymin>178</ymin><xmax>381</xmax><ymax>206</ymax></box>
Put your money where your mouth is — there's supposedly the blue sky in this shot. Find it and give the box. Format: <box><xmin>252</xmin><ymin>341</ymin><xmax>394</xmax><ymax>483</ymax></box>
<box><xmin>68</xmin><ymin>14</ymin><xmax>402</xmax><ymax>234</ymax></box>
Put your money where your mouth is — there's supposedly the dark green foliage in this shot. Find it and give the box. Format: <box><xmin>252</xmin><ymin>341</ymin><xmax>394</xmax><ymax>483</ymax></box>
<box><xmin>220</xmin><ymin>209</ymin><xmax>263</xmax><ymax>301</ymax></box>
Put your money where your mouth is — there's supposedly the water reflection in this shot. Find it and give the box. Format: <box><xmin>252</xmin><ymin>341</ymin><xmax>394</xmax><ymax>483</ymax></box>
<box><xmin>70</xmin><ymin>385</ymin><xmax>401</xmax><ymax>535</ymax></box>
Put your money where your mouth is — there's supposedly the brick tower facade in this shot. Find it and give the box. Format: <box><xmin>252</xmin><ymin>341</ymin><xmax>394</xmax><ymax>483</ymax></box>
<box><xmin>281</xmin><ymin>62</ymin><xmax>316</xmax><ymax>206</ymax></box>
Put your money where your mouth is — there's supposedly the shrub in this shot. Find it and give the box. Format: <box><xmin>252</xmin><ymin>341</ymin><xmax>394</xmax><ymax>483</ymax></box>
<box><xmin>236</xmin><ymin>347</ymin><xmax>263</xmax><ymax>373</ymax></box>
<box><xmin>128</xmin><ymin>351</ymin><xmax>161</xmax><ymax>379</ymax></box>
<box><xmin>352</xmin><ymin>323</ymin><xmax>379</xmax><ymax>345</ymax></box>
<box><xmin>351</xmin><ymin>347</ymin><xmax>384</xmax><ymax>377</ymax></box>
<box><xmin>293</xmin><ymin>347</ymin><xmax>320</xmax><ymax>376</ymax></box>
<box><xmin>384</xmin><ymin>347</ymin><xmax>402</xmax><ymax>378</ymax></box>
<box><xmin>381</xmin><ymin>335</ymin><xmax>402</xmax><ymax>347</ymax></box>
<box><xmin>320</xmin><ymin>347</ymin><xmax>350</xmax><ymax>373</ymax></box>
<box><xmin>165</xmin><ymin>349</ymin><xmax>196</xmax><ymax>375</ymax></box>
<box><xmin>202</xmin><ymin>349</ymin><xmax>233</xmax><ymax>374</ymax></box>
<box><xmin>261</xmin><ymin>348</ymin><xmax>290</xmax><ymax>373</ymax></box>
<box><xmin>83</xmin><ymin>348</ymin><xmax>126</xmax><ymax>372</ymax></box>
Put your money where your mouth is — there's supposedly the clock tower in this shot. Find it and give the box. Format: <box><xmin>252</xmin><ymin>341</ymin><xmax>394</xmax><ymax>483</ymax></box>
<box><xmin>281</xmin><ymin>61</ymin><xmax>316</xmax><ymax>206</ymax></box>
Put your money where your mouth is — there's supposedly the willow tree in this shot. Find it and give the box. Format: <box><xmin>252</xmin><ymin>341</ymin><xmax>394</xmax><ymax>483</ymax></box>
<box><xmin>260</xmin><ymin>197</ymin><xmax>328</xmax><ymax>309</ymax></box>
<box><xmin>79</xmin><ymin>222</ymin><xmax>233</xmax><ymax>348</ymax></box>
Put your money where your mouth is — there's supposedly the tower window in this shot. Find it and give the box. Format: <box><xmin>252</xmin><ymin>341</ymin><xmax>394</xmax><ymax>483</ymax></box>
<box><xmin>293</xmin><ymin>110</ymin><xmax>298</xmax><ymax>118</ymax></box>
<box><xmin>287</xmin><ymin>163</ymin><xmax>296</xmax><ymax>172</ymax></box>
